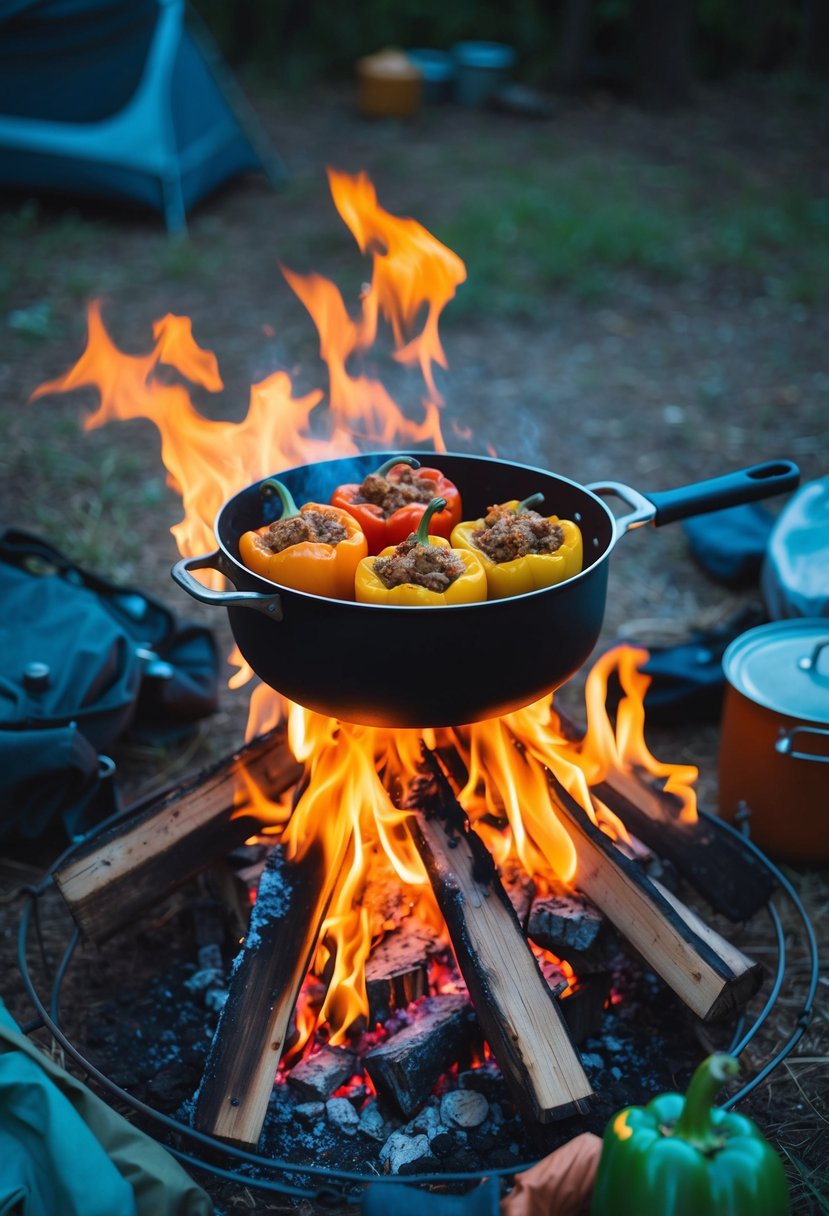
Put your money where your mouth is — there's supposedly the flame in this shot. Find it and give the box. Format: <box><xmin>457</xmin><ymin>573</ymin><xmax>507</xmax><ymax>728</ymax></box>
<box><xmin>30</xmin><ymin>170</ymin><xmax>698</xmax><ymax>1059</ymax></box>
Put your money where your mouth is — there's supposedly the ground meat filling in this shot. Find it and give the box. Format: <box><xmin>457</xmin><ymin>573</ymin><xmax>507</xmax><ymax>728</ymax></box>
<box><xmin>263</xmin><ymin>510</ymin><xmax>348</xmax><ymax>553</ymax></box>
<box><xmin>356</xmin><ymin>469</ymin><xmax>438</xmax><ymax>516</ymax></box>
<box><xmin>472</xmin><ymin>504</ymin><xmax>565</xmax><ymax>564</ymax></box>
<box><xmin>373</xmin><ymin>535</ymin><xmax>465</xmax><ymax>592</ymax></box>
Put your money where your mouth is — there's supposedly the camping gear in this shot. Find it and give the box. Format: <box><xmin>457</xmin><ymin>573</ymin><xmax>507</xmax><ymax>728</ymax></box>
<box><xmin>0</xmin><ymin>0</ymin><xmax>285</xmax><ymax>233</ymax></box>
<box><xmin>452</xmin><ymin>42</ymin><xmax>516</xmax><ymax>107</ymax></box>
<box><xmin>683</xmin><ymin>502</ymin><xmax>774</xmax><ymax>589</ymax></box>
<box><xmin>719</xmin><ymin>618</ymin><xmax>829</xmax><ymax>862</ymax></box>
<box><xmin>0</xmin><ymin>528</ymin><xmax>220</xmax><ymax>842</ymax></box>
<box><xmin>762</xmin><ymin>474</ymin><xmax>829</xmax><ymax>619</ymax></box>
<box><xmin>356</xmin><ymin>49</ymin><xmax>422</xmax><ymax>119</ymax></box>
<box><xmin>171</xmin><ymin>451</ymin><xmax>799</xmax><ymax>728</ymax></box>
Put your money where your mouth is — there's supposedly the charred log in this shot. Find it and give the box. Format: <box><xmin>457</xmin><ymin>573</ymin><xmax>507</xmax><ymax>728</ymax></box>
<box><xmin>193</xmin><ymin>835</ymin><xmax>345</xmax><ymax>1148</ymax></box>
<box><xmin>545</xmin><ymin>769</ymin><xmax>763</xmax><ymax>1022</ymax></box>
<box><xmin>54</xmin><ymin>728</ymin><xmax>303</xmax><ymax>943</ymax></box>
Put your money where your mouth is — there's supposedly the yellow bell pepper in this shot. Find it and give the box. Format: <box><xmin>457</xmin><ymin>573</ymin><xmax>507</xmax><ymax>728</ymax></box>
<box><xmin>239</xmin><ymin>478</ymin><xmax>368</xmax><ymax>600</ymax></box>
<box><xmin>451</xmin><ymin>493</ymin><xmax>583</xmax><ymax>600</ymax></box>
<box><xmin>355</xmin><ymin>497</ymin><xmax>487</xmax><ymax>607</ymax></box>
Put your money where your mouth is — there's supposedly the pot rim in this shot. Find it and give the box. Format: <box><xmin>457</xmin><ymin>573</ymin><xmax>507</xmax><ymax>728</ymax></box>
<box><xmin>722</xmin><ymin>617</ymin><xmax>829</xmax><ymax>725</ymax></box>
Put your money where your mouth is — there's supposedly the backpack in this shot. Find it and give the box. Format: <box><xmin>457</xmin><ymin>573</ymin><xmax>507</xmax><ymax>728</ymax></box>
<box><xmin>0</xmin><ymin>529</ymin><xmax>220</xmax><ymax>843</ymax></box>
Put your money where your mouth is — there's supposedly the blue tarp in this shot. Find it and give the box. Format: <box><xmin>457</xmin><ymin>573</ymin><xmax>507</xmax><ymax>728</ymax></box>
<box><xmin>0</xmin><ymin>0</ymin><xmax>285</xmax><ymax>232</ymax></box>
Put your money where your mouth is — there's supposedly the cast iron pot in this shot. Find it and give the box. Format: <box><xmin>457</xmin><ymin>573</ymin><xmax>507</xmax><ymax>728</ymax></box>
<box><xmin>171</xmin><ymin>452</ymin><xmax>799</xmax><ymax>727</ymax></box>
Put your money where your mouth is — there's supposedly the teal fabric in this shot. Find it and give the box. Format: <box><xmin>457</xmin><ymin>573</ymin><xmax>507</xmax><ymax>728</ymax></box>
<box><xmin>0</xmin><ymin>1000</ymin><xmax>213</xmax><ymax>1216</ymax></box>
<box><xmin>0</xmin><ymin>1053</ymin><xmax>137</xmax><ymax>1216</ymax></box>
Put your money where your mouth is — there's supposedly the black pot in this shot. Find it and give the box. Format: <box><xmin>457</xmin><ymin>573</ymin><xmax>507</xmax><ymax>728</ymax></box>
<box><xmin>171</xmin><ymin>452</ymin><xmax>799</xmax><ymax>727</ymax></box>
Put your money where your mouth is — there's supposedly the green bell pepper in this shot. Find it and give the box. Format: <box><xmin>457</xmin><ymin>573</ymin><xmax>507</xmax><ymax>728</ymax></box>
<box><xmin>590</xmin><ymin>1053</ymin><xmax>790</xmax><ymax>1216</ymax></box>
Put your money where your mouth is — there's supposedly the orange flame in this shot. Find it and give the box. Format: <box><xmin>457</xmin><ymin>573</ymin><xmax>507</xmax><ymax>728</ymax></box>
<box><xmin>30</xmin><ymin>170</ymin><xmax>698</xmax><ymax>1056</ymax></box>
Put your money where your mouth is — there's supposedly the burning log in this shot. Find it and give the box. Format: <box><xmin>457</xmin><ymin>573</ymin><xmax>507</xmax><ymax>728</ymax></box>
<box><xmin>365</xmin><ymin>918</ymin><xmax>436</xmax><ymax>1023</ymax></box>
<box><xmin>554</xmin><ymin>708</ymin><xmax>773</xmax><ymax>920</ymax></box>
<box><xmin>528</xmin><ymin>890</ymin><xmax>608</xmax><ymax>962</ymax></box>
<box><xmin>545</xmin><ymin>770</ymin><xmax>763</xmax><ymax>1022</ymax></box>
<box><xmin>286</xmin><ymin>1045</ymin><xmax>359</xmax><ymax>1103</ymax></box>
<box><xmin>54</xmin><ymin>727</ymin><xmax>303</xmax><ymax>943</ymax></box>
<box><xmin>193</xmin><ymin>835</ymin><xmax>346</xmax><ymax>1148</ymax></box>
<box><xmin>364</xmin><ymin>995</ymin><xmax>475</xmax><ymax>1118</ymax></box>
<box><xmin>403</xmin><ymin>748</ymin><xmax>594</xmax><ymax>1124</ymax></box>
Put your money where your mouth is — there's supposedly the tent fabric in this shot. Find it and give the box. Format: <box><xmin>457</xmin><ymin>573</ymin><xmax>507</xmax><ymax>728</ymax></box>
<box><xmin>0</xmin><ymin>0</ymin><xmax>286</xmax><ymax>232</ymax></box>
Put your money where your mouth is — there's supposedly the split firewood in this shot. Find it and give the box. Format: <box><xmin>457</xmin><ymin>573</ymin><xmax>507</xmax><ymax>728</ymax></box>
<box><xmin>363</xmin><ymin>994</ymin><xmax>475</xmax><ymax>1118</ymax></box>
<box><xmin>193</xmin><ymin>833</ymin><xmax>348</xmax><ymax>1148</ymax></box>
<box><xmin>544</xmin><ymin>769</ymin><xmax>763</xmax><ymax>1022</ymax></box>
<box><xmin>54</xmin><ymin>727</ymin><xmax>303</xmax><ymax>943</ymax></box>
<box><xmin>554</xmin><ymin>707</ymin><xmax>774</xmax><ymax>920</ymax></box>
<box><xmin>402</xmin><ymin>748</ymin><xmax>594</xmax><ymax>1124</ymax></box>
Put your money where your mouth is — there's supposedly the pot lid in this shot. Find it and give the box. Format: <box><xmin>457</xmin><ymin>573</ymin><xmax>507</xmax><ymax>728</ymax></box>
<box><xmin>723</xmin><ymin>618</ymin><xmax>829</xmax><ymax>723</ymax></box>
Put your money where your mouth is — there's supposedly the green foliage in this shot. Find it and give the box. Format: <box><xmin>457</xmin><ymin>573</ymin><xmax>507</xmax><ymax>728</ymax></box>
<box><xmin>191</xmin><ymin>0</ymin><xmax>810</xmax><ymax>83</ymax></box>
<box><xmin>433</xmin><ymin>153</ymin><xmax>829</xmax><ymax>318</ymax></box>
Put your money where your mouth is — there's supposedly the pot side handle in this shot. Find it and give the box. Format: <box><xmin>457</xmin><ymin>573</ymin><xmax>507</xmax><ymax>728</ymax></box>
<box><xmin>643</xmin><ymin>460</ymin><xmax>800</xmax><ymax>526</ymax></box>
<box><xmin>775</xmin><ymin>725</ymin><xmax>829</xmax><ymax>764</ymax></box>
<box><xmin>171</xmin><ymin>552</ymin><xmax>283</xmax><ymax>620</ymax></box>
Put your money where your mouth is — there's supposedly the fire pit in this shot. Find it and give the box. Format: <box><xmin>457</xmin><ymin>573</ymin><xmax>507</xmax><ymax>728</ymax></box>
<box><xmin>17</xmin><ymin>782</ymin><xmax>817</xmax><ymax>1208</ymax></box>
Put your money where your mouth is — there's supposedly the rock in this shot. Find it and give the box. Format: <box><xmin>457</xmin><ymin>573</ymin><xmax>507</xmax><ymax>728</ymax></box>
<box><xmin>358</xmin><ymin>1100</ymin><xmax>388</xmax><ymax>1142</ymax></box>
<box><xmin>406</xmin><ymin>1103</ymin><xmax>442</xmax><ymax>1140</ymax></box>
<box><xmin>295</xmin><ymin>1101</ymin><xmax>325</xmax><ymax>1127</ymax></box>
<box><xmin>326</xmin><ymin>1096</ymin><xmax>360</xmax><ymax>1135</ymax></box>
<box><xmin>440</xmin><ymin>1089</ymin><xmax>489</xmax><ymax>1129</ymax></box>
<box><xmin>380</xmin><ymin>1131</ymin><xmax>432</xmax><ymax>1174</ymax></box>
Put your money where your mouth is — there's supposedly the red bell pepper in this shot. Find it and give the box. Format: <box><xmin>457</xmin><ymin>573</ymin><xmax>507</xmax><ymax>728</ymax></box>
<box><xmin>331</xmin><ymin>456</ymin><xmax>463</xmax><ymax>555</ymax></box>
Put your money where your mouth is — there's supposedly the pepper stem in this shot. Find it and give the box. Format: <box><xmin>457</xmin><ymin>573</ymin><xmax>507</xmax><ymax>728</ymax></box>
<box><xmin>375</xmin><ymin>455</ymin><xmax>421</xmax><ymax>478</ymax></box>
<box><xmin>260</xmin><ymin>478</ymin><xmax>299</xmax><ymax>519</ymax></box>
<box><xmin>517</xmin><ymin>492</ymin><xmax>545</xmax><ymax>513</ymax></box>
<box><xmin>416</xmin><ymin>497</ymin><xmax>447</xmax><ymax>546</ymax></box>
<box><xmin>673</xmin><ymin>1054</ymin><xmax>740</xmax><ymax>1150</ymax></box>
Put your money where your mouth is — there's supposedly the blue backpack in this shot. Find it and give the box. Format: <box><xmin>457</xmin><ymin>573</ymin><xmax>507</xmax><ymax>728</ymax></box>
<box><xmin>0</xmin><ymin>529</ymin><xmax>220</xmax><ymax>842</ymax></box>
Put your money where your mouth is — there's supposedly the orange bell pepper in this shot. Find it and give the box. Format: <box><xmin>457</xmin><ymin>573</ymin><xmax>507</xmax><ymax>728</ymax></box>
<box><xmin>239</xmin><ymin>478</ymin><xmax>367</xmax><ymax>600</ymax></box>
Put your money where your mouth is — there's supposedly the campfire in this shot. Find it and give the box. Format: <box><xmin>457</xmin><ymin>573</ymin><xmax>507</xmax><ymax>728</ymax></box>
<box><xmin>36</xmin><ymin>170</ymin><xmax>774</xmax><ymax>1168</ymax></box>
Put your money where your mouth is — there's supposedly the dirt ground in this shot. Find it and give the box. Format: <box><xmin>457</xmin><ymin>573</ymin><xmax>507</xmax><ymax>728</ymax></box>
<box><xmin>0</xmin><ymin>75</ymin><xmax>827</xmax><ymax>1213</ymax></box>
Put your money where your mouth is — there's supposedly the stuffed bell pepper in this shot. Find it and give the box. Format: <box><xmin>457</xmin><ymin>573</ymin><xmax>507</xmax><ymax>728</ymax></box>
<box><xmin>239</xmin><ymin>478</ymin><xmax>367</xmax><ymax>600</ymax></box>
<box><xmin>451</xmin><ymin>492</ymin><xmax>583</xmax><ymax>600</ymax></box>
<box><xmin>355</xmin><ymin>497</ymin><xmax>487</xmax><ymax>607</ymax></box>
<box><xmin>591</xmin><ymin>1053</ymin><xmax>791</xmax><ymax>1216</ymax></box>
<box><xmin>331</xmin><ymin>457</ymin><xmax>462</xmax><ymax>555</ymax></box>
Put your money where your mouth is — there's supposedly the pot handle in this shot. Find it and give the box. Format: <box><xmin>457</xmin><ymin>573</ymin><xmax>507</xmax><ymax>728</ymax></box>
<box><xmin>642</xmin><ymin>460</ymin><xmax>800</xmax><ymax>526</ymax></box>
<box><xmin>775</xmin><ymin>725</ymin><xmax>829</xmax><ymax>764</ymax></box>
<box><xmin>171</xmin><ymin>552</ymin><xmax>283</xmax><ymax>620</ymax></box>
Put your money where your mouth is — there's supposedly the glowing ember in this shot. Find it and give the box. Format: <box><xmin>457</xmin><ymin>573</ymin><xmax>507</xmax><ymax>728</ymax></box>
<box><xmin>29</xmin><ymin>168</ymin><xmax>698</xmax><ymax>1058</ymax></box>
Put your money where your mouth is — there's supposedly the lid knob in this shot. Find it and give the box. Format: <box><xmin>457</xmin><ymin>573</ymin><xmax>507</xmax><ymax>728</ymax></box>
<box><xmin>23</xmin><ymin>661</ymin><xmax>51</xmax><ymax>691</ymax></box>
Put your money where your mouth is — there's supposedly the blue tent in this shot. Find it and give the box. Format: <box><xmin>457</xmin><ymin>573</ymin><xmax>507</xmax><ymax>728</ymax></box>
<box><xmin>0</xmin><ymin>0</ymin><xmax>285</xmax><ymax>233</ymax></box>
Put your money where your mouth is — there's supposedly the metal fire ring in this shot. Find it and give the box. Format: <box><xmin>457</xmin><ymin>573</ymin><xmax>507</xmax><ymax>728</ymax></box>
<box><xmin>15</xmin><ymin>809</ymin><xmax>820</xmax><ymax>1207</ymax></box>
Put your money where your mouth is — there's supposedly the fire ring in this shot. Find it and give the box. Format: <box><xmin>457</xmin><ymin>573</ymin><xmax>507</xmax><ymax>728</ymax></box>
<box><xmin>16</xmin><ymin>810</ymin><xmax>818</xmax><ymax>1207</ymax></box>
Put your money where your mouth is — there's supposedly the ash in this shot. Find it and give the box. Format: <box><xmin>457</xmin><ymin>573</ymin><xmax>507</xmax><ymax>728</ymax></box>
<box><xmin>75</xmin><ymin>917</ymin><xmax>715</xmax><ymax>1181</ymax></box>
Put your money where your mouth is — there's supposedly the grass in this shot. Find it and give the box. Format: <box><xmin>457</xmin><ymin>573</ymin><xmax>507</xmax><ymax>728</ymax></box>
<box><xmin>435</xmin><ymin>153</ymin><xmax>829</xmax><ymax>318</ymax></box>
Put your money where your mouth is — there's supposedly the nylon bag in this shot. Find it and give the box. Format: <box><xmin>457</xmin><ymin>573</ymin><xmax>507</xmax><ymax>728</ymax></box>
<box><xmin>0</xmin><ymin>528</ymin><xmax>220</xmax><ymax>843</ymax></box>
